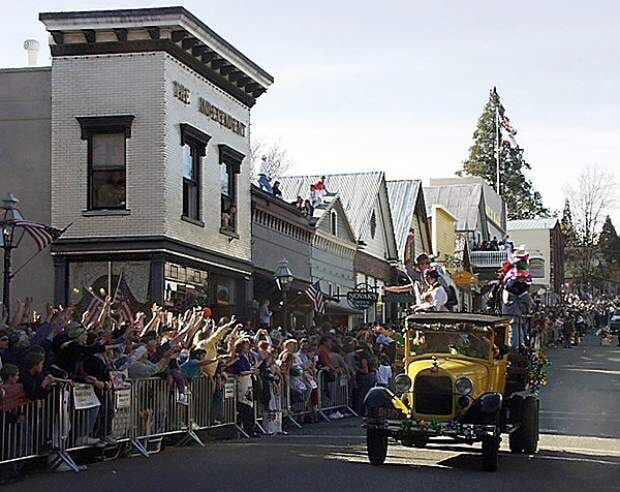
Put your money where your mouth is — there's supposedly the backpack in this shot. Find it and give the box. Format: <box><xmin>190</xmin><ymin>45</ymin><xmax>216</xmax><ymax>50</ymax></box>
<box><xmin>445</xmin><ymin>285</ymin><xmax>459</xmax><ymax>310</ymax></box>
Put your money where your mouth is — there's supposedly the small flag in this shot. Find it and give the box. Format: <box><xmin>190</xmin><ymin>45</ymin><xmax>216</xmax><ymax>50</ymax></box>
<box><xmin>112</xmin><ymin>273</ymin><xmax>134</xmax><ymax>324</ymax></box>
<box><xmin>12</xmin><ymin>220</ymin><xmax>69</xmax><ymax>251</ymax></box>
<box><xmin>306</xmin><ymin>281</ymin><xmax>326</xmax><ymax>314</ymax></box>
<box><xmin>501</xmin><ymin>127</ymin><xmax>519</xmax><ymax>148</ymax></box>
<box><xmin>83</xmin><ymin>287</ymin><xmax>104</xmax><ymax>326</ymax></box>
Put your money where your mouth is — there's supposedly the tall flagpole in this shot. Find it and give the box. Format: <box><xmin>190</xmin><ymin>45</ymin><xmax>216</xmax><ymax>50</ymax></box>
<box><xmin>495</xmin><ymin>100</ymin><xmax>501</xmax><ymax>195</ymax></box>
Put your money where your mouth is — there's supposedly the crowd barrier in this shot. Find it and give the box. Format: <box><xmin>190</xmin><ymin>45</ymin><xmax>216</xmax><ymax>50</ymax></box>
<box><xmin>0</xmin><ymin>371</ymin><xmax>356</xmax><ymax>472</ymax></box>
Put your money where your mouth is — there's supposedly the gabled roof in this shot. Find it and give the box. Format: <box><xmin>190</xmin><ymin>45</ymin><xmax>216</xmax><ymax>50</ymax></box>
<box><xmin>279</xmin><ymin>172</ymin><xmax>382</xmax><ymax>239</ymax></box>
<box><xmin>507</xmin><ymin>218</ymin><xmax>559</xmax><ymax>231</ymax></box>
<box><xmin>279</xmin><ymin>172</ymin><xmax>399</xmax><ymax>260</ymax></box>
<box><xmin>312</xmin><ymin>193</ymin><xmax>357</xmax><ymax>244</ymax></box>
<box><xmin>387</xmin><ymin>180</ymin><xmax>425</xmax><ymax>260</ymax></box>
<box><xmin>424</xmin><ymin>183</ymin><xmax>483</xmax><ymax>232</ymax></box>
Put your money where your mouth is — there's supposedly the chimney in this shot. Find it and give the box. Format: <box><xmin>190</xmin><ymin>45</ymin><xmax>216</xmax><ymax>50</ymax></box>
<box><xmin>23</xmin><ymin>39</ymin><xmax>40</xmax><ymax>66</ymax></box>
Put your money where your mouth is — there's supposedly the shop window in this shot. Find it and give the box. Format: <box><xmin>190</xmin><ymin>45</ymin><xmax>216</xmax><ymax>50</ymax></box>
<box><xmin>77</xmin><ymin>115</ymin><xmax>134</xmax><ymax>210</ymax></box>
<box><xmin>180</xmin><ymin>124</ymin><xmax>210</xmax><ymax>224</ymax></box>
<box><xmin>219</xmin><ymin>144</ymin><xmax>244</xmax><ymax>235</ymax></box>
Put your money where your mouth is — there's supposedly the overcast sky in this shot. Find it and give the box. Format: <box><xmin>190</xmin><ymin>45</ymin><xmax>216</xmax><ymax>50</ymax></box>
<box><xmin>2</xmin><ymin>0</ymin><xmax>618</xmax><ymax>224</ymax></box>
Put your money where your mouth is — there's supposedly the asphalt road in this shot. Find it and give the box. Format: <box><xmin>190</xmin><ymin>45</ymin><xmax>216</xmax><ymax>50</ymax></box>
<box><xmin>11</xmin><ymin>335</ymin><xmax>620</xmax><ymax>492</ymax></box>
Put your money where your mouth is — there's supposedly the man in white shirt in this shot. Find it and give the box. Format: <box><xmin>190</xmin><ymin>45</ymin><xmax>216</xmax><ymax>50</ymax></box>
<box><xmin>257</xmin><ymin>155</ymin><xmax>273</xmax><ymax>193</ymax></box>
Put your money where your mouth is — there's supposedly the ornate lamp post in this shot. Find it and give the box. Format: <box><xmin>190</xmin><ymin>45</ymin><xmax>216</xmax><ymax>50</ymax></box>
<box><xmin>0</xmin><ymin>194</ymin><xmax>25</xmax><ymax>317</ymax></box>
<box><xmin>274</xmin><ymin>258</ymin><xmax>294</xmax><ymax>331</ymax></box>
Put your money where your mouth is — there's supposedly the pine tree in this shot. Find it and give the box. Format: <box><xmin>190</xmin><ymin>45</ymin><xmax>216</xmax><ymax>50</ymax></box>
<box><xmin>560</xmin><ymin>198</ymin><xmax>578</xmax><ymax>245</ymax></box>
<box><xmin>461</xmin><ymin>88</ymin><xmax>549</xmax><ymax>220</ymax></box>
<box><xmin>598</xmin><ymin>215</ymin><xmax>620</xmax><ymax>268</ymax></box>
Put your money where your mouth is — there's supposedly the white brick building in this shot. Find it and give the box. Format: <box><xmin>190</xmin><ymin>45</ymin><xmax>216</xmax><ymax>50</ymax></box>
<box><xmin>2</xmin><ymin>7</ymin><xmax>273</xmax><ymax>317</ymax></box>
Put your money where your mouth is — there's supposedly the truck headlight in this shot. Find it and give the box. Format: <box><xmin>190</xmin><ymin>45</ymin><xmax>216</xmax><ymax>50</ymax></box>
<box><xmin>394</xmin><ymin>374</ymin><xmax>412</xmax><ymax>393</ymax></box>
<box><xmin>455</xmin><ymin>377</ymin><xmax>473</xmax><ymax>396</ymax></box>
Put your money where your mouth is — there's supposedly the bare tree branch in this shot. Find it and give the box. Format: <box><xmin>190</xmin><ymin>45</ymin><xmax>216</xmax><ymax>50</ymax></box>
<box><xmin>249</xmin><ymin>138</ymin><xmax>295</xmax><ymax>183</ymax></box>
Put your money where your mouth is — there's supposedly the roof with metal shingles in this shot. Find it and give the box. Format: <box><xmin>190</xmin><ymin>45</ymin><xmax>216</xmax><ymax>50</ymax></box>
<box><xmin>507</xmin><ymin>218</ymin><xmax>559</xmax><ymax>231</ymax></box>
<box><xmin>278</xmin><ymin>172</ymin><xmax>383</xmax><ymax>239</ymax></box>
<box><xmin>387</xmin><ymin>180</ymin><xmax>422</xmax><ymax>260</ymax></box>
<box><xmin>423</xmin><ymin>183</ymin><xmax>483</xmax><ymax>232</ymax></box>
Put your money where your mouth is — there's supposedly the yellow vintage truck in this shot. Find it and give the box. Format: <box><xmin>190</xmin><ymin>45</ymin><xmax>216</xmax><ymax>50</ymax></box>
<box><xmin>364</xmin><ymin>313</ymin><xmax>539</xmax><ymax>472</ymax></box>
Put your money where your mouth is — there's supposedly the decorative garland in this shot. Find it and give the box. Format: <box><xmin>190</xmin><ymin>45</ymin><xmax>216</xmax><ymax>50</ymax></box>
<box><xmin>527</xmin><ymin>350</ymin><xmax>551</xmax><ymax>395</ymax></box>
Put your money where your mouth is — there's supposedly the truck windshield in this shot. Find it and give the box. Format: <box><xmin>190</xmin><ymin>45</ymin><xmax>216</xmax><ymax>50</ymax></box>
<box><xmin>408</xmin><ymin>323</ymin><xmax>492</xmax><ymax>360</ymax></box>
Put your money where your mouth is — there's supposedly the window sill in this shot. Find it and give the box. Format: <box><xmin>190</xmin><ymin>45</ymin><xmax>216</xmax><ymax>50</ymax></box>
<box><xmin>82</xmin><ymin>209</ymin><xmax>131</xmax><ymax>217</ymax></box>
<box><xmin>182</xmin><ymin>216</ymin><xmax>205</xmax><ymax>227</ymax></box>
<box><xmin>219</xmin><ymin>227</ymin><xmax>239</xmax><ymax>239</ymax></box>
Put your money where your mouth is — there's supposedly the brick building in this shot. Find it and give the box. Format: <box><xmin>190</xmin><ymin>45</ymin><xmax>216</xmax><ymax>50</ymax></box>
<box><xmin>0</xmin><ymin>7</ymin><xmax>273</xmax><ymax>317</ymax></box>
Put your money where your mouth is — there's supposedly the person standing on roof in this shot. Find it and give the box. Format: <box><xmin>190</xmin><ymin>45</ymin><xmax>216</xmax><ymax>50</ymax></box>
<box><xmin>257</xmin><ymin>155</ymin><xmax>273</xmax><ymax>193</ymax></box>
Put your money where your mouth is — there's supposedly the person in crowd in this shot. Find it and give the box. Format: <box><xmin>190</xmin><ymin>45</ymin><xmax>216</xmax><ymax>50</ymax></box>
<box><xmin>271</xmin><ymin>181</ymin><xmax>282</xmax><ymax>198</ymax></box>
<box><xmin>259</xmin><ymin>300</ymin><xmax>273</xmax><ymax>329</ymax></box>
<box><xmin>292</xmin><ymin>196</ymin><xmax>304</xmax><ymax>210</ymax></box>
<box><xmin>309</xmin><ymin>184</ymin><xmax>322</xmax><ymax>208</ymax></box>
<box><xmin>257</xmin><ymin>155</ymin><xmax>273</xmax><ymax>193</ymax></box>
<box><xmin>302</xmin><ymin>199</ymin><xmax>314</xmax><ymax>217</ymax></box>
<box><xmin>226</xmin><ymin>338</ymin><xmax>258</xmax><ymax>437</ymax></box>
<box><xmin>375</xmin><ymin>355</ymin><xmax>393</xmax><ymax>388</ymax></box>
<box><xmin>221</xmin><ymin>205</ymin><xmax>237</xmax><ymax>231</ymax></box>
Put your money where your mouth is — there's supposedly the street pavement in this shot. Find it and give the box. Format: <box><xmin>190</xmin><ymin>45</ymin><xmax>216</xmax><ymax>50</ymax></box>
<box><xmin>11</xmin><ymin>335</ymin><xmax>620</xmax><ymax>492</ymax></box>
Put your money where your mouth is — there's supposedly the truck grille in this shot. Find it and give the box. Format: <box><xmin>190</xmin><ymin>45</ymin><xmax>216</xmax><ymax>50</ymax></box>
<box><xmin>414</xmin><ymin>375</ymin><xmax>453</xmax><ymax>415</ymax></box>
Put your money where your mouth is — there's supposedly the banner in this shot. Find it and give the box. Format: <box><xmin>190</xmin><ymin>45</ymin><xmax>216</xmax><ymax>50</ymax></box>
<box><xmin>115</xmin><ymin>388</ymin><xmax>131</xmax><ymax>409</ymax></box>
<box><xmin>73</xmin><ymin>383</ymin><xmax>101</xmax><ymax>410</ymax></box>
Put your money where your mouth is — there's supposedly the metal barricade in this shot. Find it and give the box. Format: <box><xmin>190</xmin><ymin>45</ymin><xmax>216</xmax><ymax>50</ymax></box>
<box><xmin>129</xmin><ymin>377</ymin><xmax>202</xmax><ymax>451</ymax></box>
<box><xmin>189</xmin><ymin>376</ymin><xmax>240</xmax><ymax>433</ymax></box>
<box><xmin>317</xmin><ymin>370</ymin><xmax>357</xmax><ymax>421</ymax></box>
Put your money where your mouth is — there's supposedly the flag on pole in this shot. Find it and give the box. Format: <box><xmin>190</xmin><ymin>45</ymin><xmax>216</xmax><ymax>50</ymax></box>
<box><xmin>83</xmin><ymin>287</ymin><xmax>105</xmax><ymax>326</ymax></box>
<box><xmin>12</xmin><ymin>220</ymin><xmax>69</xmax><ymax>251</ymax></box>
<box><xmin>112</xmin><ymin>273</ymin><xmax>134</xmax><ymax>324</ymax></box>
<box><xmin>500</xmin><ymin>127</ymin><xmax>519</xmax><ymax>148</ymax></box>
<box><xmin>306</xmin><ymin>281</ymin><xmax>326</xmax><ymax>314</ymax></box>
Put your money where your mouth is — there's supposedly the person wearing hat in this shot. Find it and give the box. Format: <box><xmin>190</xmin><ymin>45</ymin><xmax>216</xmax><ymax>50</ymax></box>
<box><xmin>415</xmin><ymin>267</ymin><xmax>448</xmax><ymax>312</ymax></box>
<box><xmin>51</xmin><ymin>322</ymin><xmax>105</xmax><ymax>379</ymax></box>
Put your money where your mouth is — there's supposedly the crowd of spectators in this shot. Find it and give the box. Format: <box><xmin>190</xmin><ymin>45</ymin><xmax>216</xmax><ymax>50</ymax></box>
<box><xmin>473</xmin><ymin>235</ymin><xmax>514</xmax><ymax>253</ymax></box>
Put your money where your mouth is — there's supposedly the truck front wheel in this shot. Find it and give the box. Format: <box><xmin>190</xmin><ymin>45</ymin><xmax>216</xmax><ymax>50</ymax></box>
<box><xmin>367</xmin><ymin>429</ymin><xmax>388</xmax><ymax>466</ymax></box>
<box><xmin>482</xmin><ymin>434</ymin><xmax>500</xmax><ymax>472</ymax></box>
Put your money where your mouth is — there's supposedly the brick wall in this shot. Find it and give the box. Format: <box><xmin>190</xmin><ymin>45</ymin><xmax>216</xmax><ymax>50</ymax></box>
<box><xmin>51</xmin><ymin>52</ymin><xmax>167</xmax><ymax>238</ymax></box>
<box><xmin>162</xmin><ymin>55</ymin><xmax>251</xmax><ymax>261</ymax></box>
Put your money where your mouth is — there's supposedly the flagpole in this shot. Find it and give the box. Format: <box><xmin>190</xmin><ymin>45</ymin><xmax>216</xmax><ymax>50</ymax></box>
<box><xmin>9</xmin><ymin>222</ymin><xmax>72</xmax><ymax>279</ymax></box>
<box><xmin>495</xmin><ymin>102</ymin><xmax>501</xmax><ymax>195</ymax></box>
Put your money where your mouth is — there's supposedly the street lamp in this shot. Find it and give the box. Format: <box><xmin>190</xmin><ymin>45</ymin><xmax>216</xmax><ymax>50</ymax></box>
<box><xmin>0</xmin><ymin>193</ymin><xmax>25</xmax><ymax>318</ymax></box>
<box><xmin>274</xmin><ymin>258</ymin><xmax>294</xmax><ymax>332</ymax></box>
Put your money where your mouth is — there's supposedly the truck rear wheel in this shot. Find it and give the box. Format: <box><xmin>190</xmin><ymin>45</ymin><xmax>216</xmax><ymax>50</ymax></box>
<box><xmin>509</xmin><ymin>396</ymin><xmax>539</xmax><ymax>454</ymax></box>
<box><xmin>367</xmin><ymin>429</ymin><xmax>388</xmax><ymax>466</ymax></box>
<box><xmin>521</xmin><ymin>397</ymin><xmax>539</xmax><ymax>454</ymax></box>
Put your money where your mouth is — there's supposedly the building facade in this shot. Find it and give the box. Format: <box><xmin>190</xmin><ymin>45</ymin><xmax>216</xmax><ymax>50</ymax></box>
<box><xmin>251</xmin><ymin>186</ymin><xmax>313</xmax><ymax>329</ymax></box>
<box><xmin>507</xmin><ymin>218</ymin><xmax>565</xmax><ymax>299</ymax></box>
<box><xmin>2</xmin><ymin>7</ymin><xmax>273</xmax><ymax>319</ymax></box>
<box><xmin>279</xmin><ymin>172</ymin><xmax>400</xmax><ymax>325</ymax></box>
<box><xmin>0</xmin><ymin>67</ymin><xmax>52</xmax><ymax>313</ymax></box>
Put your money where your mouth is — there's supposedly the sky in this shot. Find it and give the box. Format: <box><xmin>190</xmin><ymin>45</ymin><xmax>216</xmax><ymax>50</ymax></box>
<box><xmin>2</xmin><ymin>0</ymin><xmax>618</xmax><ymax>224</ymax></box>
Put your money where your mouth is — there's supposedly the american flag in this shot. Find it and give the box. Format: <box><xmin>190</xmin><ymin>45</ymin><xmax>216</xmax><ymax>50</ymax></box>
<box><xmin>12</xmin><ymin>220</ymin><xmax>69</xmax><ymax>251</ymax></box>
<box><xmin>113</xmin><ymin>273</ymin><xmax>134</xmax><ymax>324</ymax></box>
<box><xmin>83</xmin><ymin>287</ymin><xmax>105</xmax><ymax>326</ymax></box>
<box><xmin>306</xmin><ymin>281</ymin><xmax>325</xmax><ymax>314</ymax></box>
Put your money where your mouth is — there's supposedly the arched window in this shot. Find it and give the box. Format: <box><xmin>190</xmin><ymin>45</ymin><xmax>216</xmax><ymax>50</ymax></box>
<box><xmin>370</xmin><ymin>210</ymin><xmax>377</xmax><ymax>239</ymax></box>
<box><xmin>330</xmin><ymin>211</ymin><xmax>338</xmax><ymax>235</ymax></box>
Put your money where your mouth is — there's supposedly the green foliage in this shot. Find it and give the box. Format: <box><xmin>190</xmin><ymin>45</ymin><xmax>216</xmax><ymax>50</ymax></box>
<box><xmin>461</xmin><ymin>88</ymin><xmax>549</xmax><ymax>220</ymax></box>
<box><xmin>560</xmin><ymin>199</ymin><xmax>579</xmax><ymax>246</ymax></box>
<box><xmin>598</xmin><ymin>215</ymin><xmax>620</xmax><ymax>268</ymax></box>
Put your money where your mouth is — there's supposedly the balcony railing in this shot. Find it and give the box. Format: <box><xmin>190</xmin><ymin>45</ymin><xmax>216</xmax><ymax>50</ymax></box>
<box><xmin>470</xmin><ymin>250</ymin><xmax>508</xmax><ymax>268</ymax></box>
